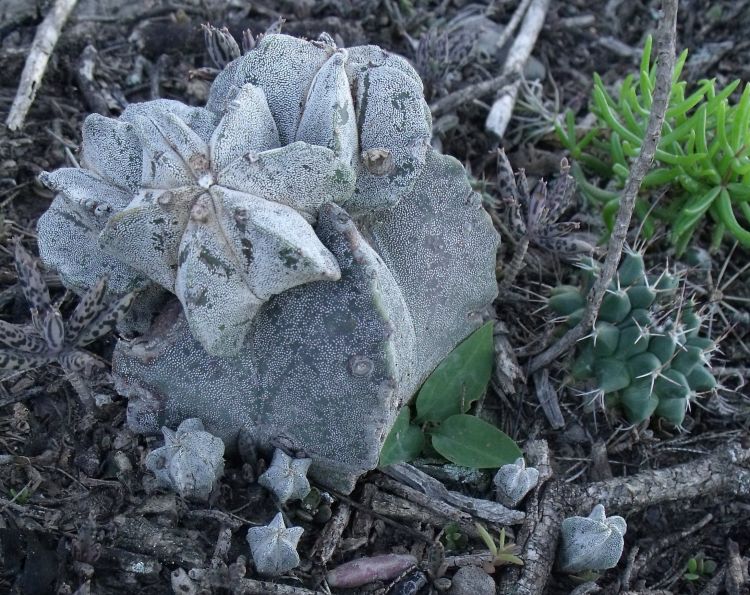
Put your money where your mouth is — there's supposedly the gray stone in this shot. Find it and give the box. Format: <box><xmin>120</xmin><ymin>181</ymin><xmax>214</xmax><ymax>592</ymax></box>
<box><xmin>449</xmin><ymin>566</ymin><xmax>495</xmax><ymax>595</ymax></box>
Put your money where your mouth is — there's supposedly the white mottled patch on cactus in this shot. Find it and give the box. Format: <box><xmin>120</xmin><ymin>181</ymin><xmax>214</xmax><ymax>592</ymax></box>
<box><xmin>344</xmin><ymin>45</ymin><xmax>423</xmax><ymax>87</ymax></box>
<box><xmin>80</xmin><ymin>114</ymin><xmax>141</xmax><ymax>192</ymax></box>
<box><xmin>208</xmin><ymin>34</ymin><xmax>329</xmax><ymax>144</ymax></box>
<box><xmin>347</xmin><ymin>65</ymin><xmax>432</xmax><ymax>210</ymax></box>
<box><xmin>40</xmin><ymin>168</ymin><xmax>131</xmax><ymax>218</ymax></box>
<box><xmin>219</xmin><ymin>142</ymin><xmax>356</xmax><ymax>223</ymax></box>
<box><xmin>121</xmin><ymin>99</ymin><xmax>218</xmax><ymax>143</ymax></box>
<box><xmin>210</xmin><ymin>84</ymin><xmax>280</xmax><ymax>164</ymax></box>
<box><xmin>37</xmin><ymin>194</ymin><xmax>149</xmax><ymax>299</ymax></box>
<box><xmin>175</xmin><ymin>187</ymin><xmax>340</xmax><ymax>355</ymax></box>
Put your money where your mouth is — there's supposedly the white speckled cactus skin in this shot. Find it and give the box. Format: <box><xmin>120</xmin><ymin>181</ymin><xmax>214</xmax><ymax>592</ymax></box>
<box><xmin>493</xmin><ymin>457</ymin><xmax>539</xmax><ymax>508</ymax></box>
<box><xmin>145</xmin><ymin>418</ymin><xmax>225</xmax><ymax>502</ymax></box>
<box><xmin>247</xmin><ymin>512</ymin><xmax>303</xmax><ymax>576</ymax></box>
<box><xmin>558</xmin><ymin>504</ymin><xmax>627</xmax><ymax>574</ymax></box>
<box><xmin>36</xmin><ymin>33</ymin><xmax>499</xmax><ymax>491</ymax></box>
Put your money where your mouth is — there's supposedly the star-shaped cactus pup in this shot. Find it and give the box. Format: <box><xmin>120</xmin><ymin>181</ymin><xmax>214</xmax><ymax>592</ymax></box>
<box><xmin>558</xmin><ymin>504</ymin><xmax>627</xmax><ymax>574</ymax></box>
<box><xmin>493</xmin><ymin>457</ymin><xmax>540</xmax><ymax>508</ymax></box>
<box><xmin>0</xmin><ymin>241</ymin><xmax>134</xmax><ymax>405</ymax></box>
<box><xmin>258</xmin><ymin>449</ymin><xmax>312</xmax><ymax>504</ymax></box>
<box><xmin>247</xmin><ymin>512</ymin><xmax>304</xmax><ymax>575</ymax></box>
<box><xmin>145</xmin><ymin>418</ymin><xmax>225</xmax><ymax>501</ymax></box>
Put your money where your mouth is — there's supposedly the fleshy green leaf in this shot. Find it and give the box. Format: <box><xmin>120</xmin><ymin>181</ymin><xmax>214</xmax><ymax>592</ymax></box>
<box><xmin>430</xmin><ymin>414</ymin><xmax>522</xmax><ymax>469</ymax></box>
<box><xmin>379</xmin><ymin>408</ymin><xmax>425</xmax><ymax>467</ymax></box>
<box><xmin>415</xmin><ymin>322</ymin><xmax>494</xmax><ymax>423</ymax></box>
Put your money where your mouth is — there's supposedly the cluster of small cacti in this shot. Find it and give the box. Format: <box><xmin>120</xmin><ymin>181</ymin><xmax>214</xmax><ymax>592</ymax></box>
<box><xmin>36</xmin><ymin>30</ymin><xmax>499</xmax><ymax>489</ymax></box>
<box><xmin>144</xmin><ymin>425</ymin><xmax>308</xmax><ymax>575</ymax></box>
<box><xmin>549</xmin><ymin>252</ymin><xmax>717</xmax><ymax>426</ymax></box>
<box><xmin>248</xmin><ymin>449</ymin><xmax>311</xmax><ymax>575</ymax></box>
<box><xmin>558</xmin><ymin>504</ymin><xmax>627</xmax><ymax>574</ymax></box>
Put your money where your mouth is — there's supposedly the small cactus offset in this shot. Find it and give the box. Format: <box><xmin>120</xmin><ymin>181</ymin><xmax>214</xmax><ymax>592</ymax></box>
<box><xmin>145</xmin><ymin>418</ymin><xmax>225</xmax><ymax>502</ymax></box>
<box><xmin>247</xmin><ymin>512</ymin><xmax>304</xmax><ymax>576</ymax></box>
<box><xmin>558</xmin><ymin>504</ymin><xmax>627</xmax><ymax>574</ymax></box>
<box><xmin>258</xmin><ymin>449</ymin><xmax>312</xmax><ymax>504</ymax></box>
<box><xmin>493</xmin><ymin>457</ymin><xmax>539</xmax><ymax>508</ymax></box>
<box><xmin>549</xmin><ymin>252</ymin><xmax>717</xmax><ymax>426</ymax></box>
<box><xmin>36</xmin><ymin>31</ymin><xmax>499</xmax><ymax>490</ymax></box>
<box><xmin>0</xmin><ymin>241</ymin><xmax>134</xmax><ymax>404</ymax></box>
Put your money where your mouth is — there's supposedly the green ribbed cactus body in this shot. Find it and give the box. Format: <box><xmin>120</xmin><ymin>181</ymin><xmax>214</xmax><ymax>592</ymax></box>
<box><xmin>550</xmin><ymin>254</ymin><xmax>716</xmax><ymax>426</ymax></box>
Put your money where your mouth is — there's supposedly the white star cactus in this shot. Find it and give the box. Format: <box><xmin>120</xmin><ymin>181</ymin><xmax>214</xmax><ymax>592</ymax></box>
<box><xmin>247</xmin><ymin>512</ymin><xmax>304</xmax><ymax>576</ymax></box>
<box><xmin>41</xmin><ymin>84</ymin><xmax>354</xmax><ymax>356</ymax></box>
<box><xmin>493</xmin><ymin>457</ymin><xmax>539</xmax><ymax>508</ymax></box>
<box><xmin>36</xmin><ymin>32</ymin><xmax>500</xmax><ymax>491</ymax></box>
<box><xmin>558</xmin><ymin>504</ymin><xmax>627</xmax><ymax>574</ymax></box>
<box><xmin>145</xmin><ymin>418</ymin><xmax>225</xmax><ymax>501</ymax></box>
<box><xmin>258</xmin><ymin>449</ymin><xmax>312</xmax><ymax>504</ymax></box>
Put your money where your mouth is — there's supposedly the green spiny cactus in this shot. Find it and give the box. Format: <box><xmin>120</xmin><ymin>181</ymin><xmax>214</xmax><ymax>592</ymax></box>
<box><xmin>549</xmin><ymin>252</ymin><xmax>717</xmax><ymax>426</ymax></box>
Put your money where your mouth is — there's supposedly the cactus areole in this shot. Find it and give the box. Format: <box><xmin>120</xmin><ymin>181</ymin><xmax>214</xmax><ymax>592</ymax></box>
<box><xmin>37</xmin><ymin>33</ymin><xmax>500</xmax><ymax>491</ymax></box>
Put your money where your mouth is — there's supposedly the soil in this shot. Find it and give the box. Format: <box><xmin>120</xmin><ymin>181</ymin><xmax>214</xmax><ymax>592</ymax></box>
<box><xmin>0</xmin><ymin>1</ymin><xmax>748</xmax><ymax>594</ymax></box>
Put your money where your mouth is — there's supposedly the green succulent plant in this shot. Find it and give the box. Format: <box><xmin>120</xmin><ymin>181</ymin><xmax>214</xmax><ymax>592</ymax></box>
<box><xmin>549</xmin><ymin>252</ymin><xmax>718</xmax><ymax>426</ymax></box>
<box><xmin>556</xmin><ymin>35</ymin><xmax>750</xmax><ymax>253</ymax></box>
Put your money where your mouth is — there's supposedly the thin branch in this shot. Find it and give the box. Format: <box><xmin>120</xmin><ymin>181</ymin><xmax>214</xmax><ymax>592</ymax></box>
<box><xmin>527</xmin><ymin>0</ymin><xmax>679</xmax><ymax>374</ymax></box>
<box><xmin>581</xmin><ymin>442</ymin><xmax>750</xmax><ymax>514</ymax></box>
<box><xmin>493</xmin><ymin>0</ymin><xmax>536</xmax><ymax>51</ymax></box>
<box><xmin>5</xmin><ymin>0</ymin><xmax>79</xmax><ymax>130</ymax></box>
<box><xmin>430</xmin><ymin>71</ymin><xmax>519</xmax><ymax>118</ymax></box>
<box><xmin>485</xmin><ymin>0</ymin><xmax>551</xmax><ymax>137</ymax></box>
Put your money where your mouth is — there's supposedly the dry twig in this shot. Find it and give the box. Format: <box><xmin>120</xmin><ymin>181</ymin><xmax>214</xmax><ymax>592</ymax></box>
<box><xmin>485</xmin><ymin>0</ymin><xmax>551</xmax><ymax>137</ymax></box>
<box><xmin>430</xmin><ymin>71</ymin><xmax>518</xmax><ymax>117</ymax></box>
<box><xmin>528</xmin><ymin>0</ymin><xmax>679</xmax><ymax>374</ymax></box>
<box><xmin>6</xmin><ymin>0</ymin><xmax>79</xmax><ymax>130</ymax></box>
<box><xmin>75</xmin><ymin>44</ymin><xmax>110</xmax><ymax>116</ymax></box>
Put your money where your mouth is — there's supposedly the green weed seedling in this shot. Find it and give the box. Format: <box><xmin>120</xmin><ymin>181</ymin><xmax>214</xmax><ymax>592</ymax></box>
<box><xmin>440</xmin><ymin>522</ymin><xmax>469</xmax><ymax>552</ymax></box>
<box><xmin>683</xmin><ymin>554</ymin><xmax>717</xmax><ymax>582</ymax></box>
<box><xmin>475</xmin><ymin>523</ymin><xmax>524</xmax><ymax>567</ymax></box>
<box><xmin>380</xmin><ymin>322</ymin><xmax>522</xmax><ymax>469</ymax></box>
<box><xmin>549</xmin><ymin>252</ymin><xmax>719</xmax><ymax>426</ymax></box>
<box><xmin>556</xmin><ymin>35</ymin><xmax>750</xmax><ymax>253</ymax></box>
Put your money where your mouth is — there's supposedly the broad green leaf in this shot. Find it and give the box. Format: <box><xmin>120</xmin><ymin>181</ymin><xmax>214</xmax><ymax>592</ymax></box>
<box><xmin>379</xmin><ymin>408</ymin><xmax>424</xmax><ymax>467</ymax></box>
<box><xmin>430</xmin><ymin>414</ymin><xmax>522</xmax><ymax>469</ymax></box>
<box><xmin>415</xmin><ymin>322</ymin><xmax>494</xmax><ymax>423</ymax></box>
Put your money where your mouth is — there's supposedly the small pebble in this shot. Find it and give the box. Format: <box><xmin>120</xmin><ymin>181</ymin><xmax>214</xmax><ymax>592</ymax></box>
<box><xmin>434</xmin><ymin>577</ymin><xmax>452</xmax><ymax>591</ymax></box>
<box><xmin>448</xmin><ymin>566</ymin><xmax>495</xmax><ymax>595</ymax></box>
